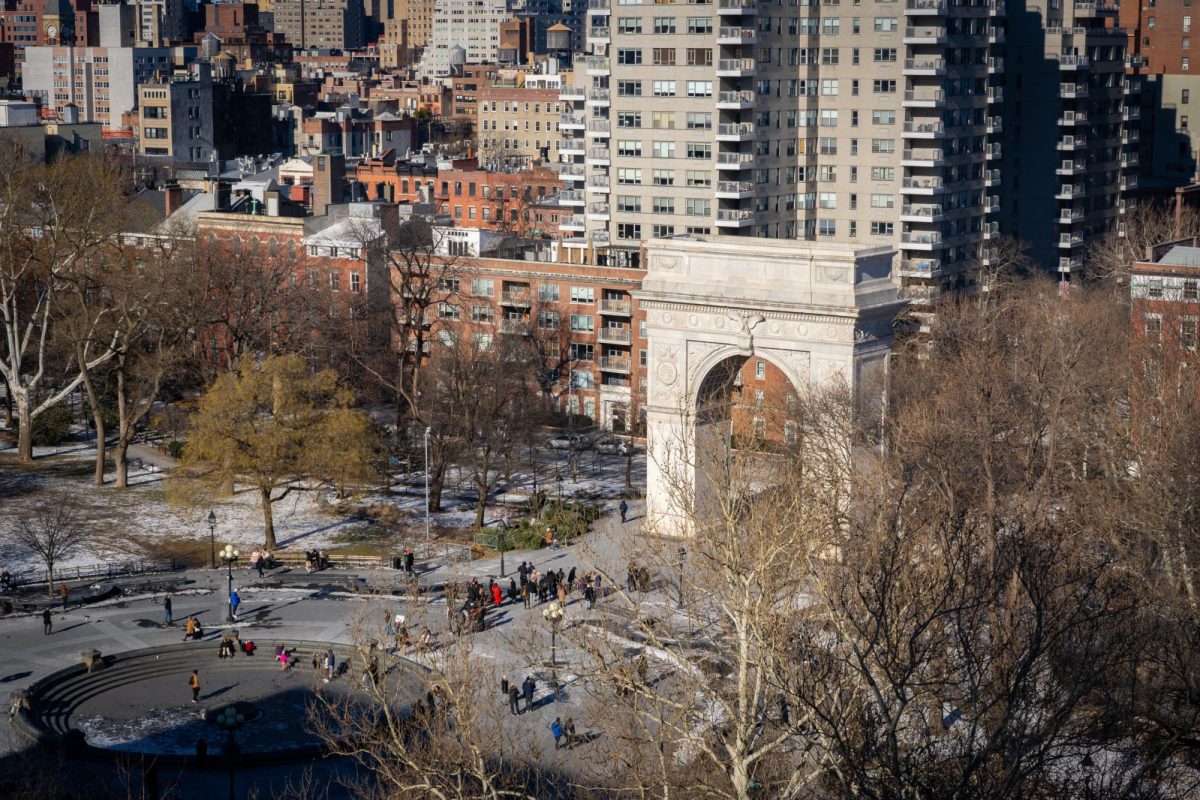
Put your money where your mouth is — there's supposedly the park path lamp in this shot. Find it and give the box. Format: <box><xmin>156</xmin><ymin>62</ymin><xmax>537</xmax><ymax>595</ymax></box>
<box><xmin>498</xmin><ymin>519</ymin><xmax>509</xmax><ymax>578</ymax></box>
<box><xmin>214</xmin><ymin>705</ymin><xmax>245</xmax><ymax>800</ymax></box>
<box><xmin>207</xmin><ymin>511</ymin><xmax>217</xmax><ymax>569</ymax></box>
<box><xmin>220</xmin><ymin>544</ymin><xmax>239</xmax><ymax>623</ymax></box>
<box><xmin>677</xmin><ymin>547</ymin><xmax>687</xmax><ymax>610</ymax></box>
<box><xmin>424</xmin><ymin>426</ymin><xmax>432</xmax><ymax>542</ymax></box>
<box><xmin>542</xmin><ymin>600</ymin><xmax>566</xmax><ymax>701</ymax></box>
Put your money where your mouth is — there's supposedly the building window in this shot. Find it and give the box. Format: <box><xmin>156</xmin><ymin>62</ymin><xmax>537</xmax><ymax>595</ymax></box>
<box><xmin>1145</xmin><ymin>314</ymin><xmax>1162</xmax><ymax>343</ymax></box>
<box><xmin>1185</xmin><ymin>89</ymin><xmax>1192</xmax><ymax>104</ymax></box>
<box><xmin>755</xmin><ymin>360</ymin><xmax>766</xmax><ymax>379</ymax></box>
<box><xmin>653</xmin><ymin>48</ymin><xmax>676</xmax><ymax>66</ymax></box>
<box><xmin>1183</xmin><ymin>318</ymin><xmax>1198</xmax><ymax>349</ymax></box>
<box><xmin>538</xmin><ymin>310</ymin><xmax>560</xmax><ymax>330</ymax></box>
<box><xmin>350</xmin><ymin>272</ymin><xmax>361</xmax><ymax>293</ymax></box>
<box><xmin>570</xmin><ymin>286</ymin><xmax>595</xmax><ymax>304</ymax></box>
<box><xmin>617</xmin><ymin>223</ymin><xmax>641</xmax><ymax>240</ymax></box>
<box><xmin>1148</xmin><ymin>278</ymin><xmax>1164</xmax><ymax>298</ymax></box>
<box><xmin>1185</xmin><ymin>280</ymin><xmax>1199</xmax><ymax>299</ymax></box>
<box><xmin>439</xmin><ymin>302</ymin><xmax>460</xmax><ymax>320</ymax></box>
<box><xmin>539</xmin><ymin>283</ymin><xmax>560</xmax><ymax>302</ymax></box>
<box><xmin>472</xmin><ymin>305</ymin><xmax>494</xmax><ymax>323</ymax></box>
<box><xmin>570</xmin><ymin>314</ymin><xmax>594</xmax><ymax>332</ymax></box>
<box><xmin>472</xmin><ymin>278</ymin><xmax>494</xmax><ymax>296</ymax></box>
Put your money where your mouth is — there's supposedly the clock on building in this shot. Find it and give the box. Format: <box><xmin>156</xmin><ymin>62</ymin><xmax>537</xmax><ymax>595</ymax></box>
<box><xmin>44</xmin><ymin>24</ymin><xmax>57</xmax><ymax>40</ymax></box>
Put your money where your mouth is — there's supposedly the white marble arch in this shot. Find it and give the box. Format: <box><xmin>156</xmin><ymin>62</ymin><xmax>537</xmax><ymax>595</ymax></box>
<box><xmin>635</xmin><ymin>236</ymin><xmax>907</xmax><ymax>538</ymax></box>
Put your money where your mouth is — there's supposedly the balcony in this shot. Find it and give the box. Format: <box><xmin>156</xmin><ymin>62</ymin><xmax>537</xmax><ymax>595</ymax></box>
<box><xmin>898</xmin><ymin>258</ymin><xmax>943</xmax><ymax>277</ymax></box>
<box><xmin>588</xmin><ymin>175</ymin><xmax>610</xmax><ymax>193</ymax></box>
<box><xmin>717</xmin><ymin>91</ymin><xmax>756</xmax><ymax>111</ymax></box>
<box><xmin>499</xmin><ymin>319</ymin><xmax>530</xmax><ymax>335</ymax></box>
<box><xmin>989</xmin><ymin>28</ymin><xmax>1005</xmax><ymax>44</ymax></box>
<box><xmin>904</xmin><ymin>58</ymin><xmax>947</xmax><ymax>75</ymax></box>
<box><xmin>598</xmin><ymin>327</ymin><xmax>632</xmax><ymax>344</ymax></box>
<box><xmin>1122</xmin><ymin>129</ymin><xmax>1140</xmax><ymax>144</ymax></box>
<box><xmin>1056</xmin><ymin>184</ymin><xmax>1084</xmax><ymax>199</ymax></box>
<box><xmin>984</xmin><ymin>169</ymin><xmax>1001</xmax><ymax>186</ymax></box>
<box><xmin>560</xmin><ymin>214</ymin><xmax>586</xmax><ymax>230</ymax></box>
<box><xmin>715</xmin><ymin>208</ymin><xmax>755</xmax><ymax>227</ymax></box>
<box><xmin>1058</xmin><ymin>233</ymin><xmax>1084</xmax><ymax>248</ymax></box>
<box><xmin>559</xmin><ymin>189</ymin><xmax>585</xmax><ymax>206</ymax></box>
<box><xmin>600</xmin><ymin>298</ymin><xmax>632</xmax><ymax>316</ymax></box>
<box><xmin>1058</xmin><ymin>257</ymin><xmax>1083</xmax><ymax>272</ymax></box>
<box><xmin>1123</xmin><ymin>107</ymin><xmax>1141</xmax><ymax>122</ymax></box>
<box><xmin>986</xmin><ymin>143</ymin><xmax>1002</xmax><ymax>159</ymax></box>
<box><xmin>1073</xmin><ymin>0</ymin><xmax>1100</xmax><ymax>15</ymax></box>
<box><xmin>588</xmin><ymin>26</ymin><xmax>611</xmax><ymax>41</ymax></box>
<box><xmin>717</xmin><ymin>58</ymin><xmax>757</xmax><ymax>77</ymax></box>
<box><xmin>587</xmin><ymin>202</ymin><xmax>611</xmax><ymax>220</ymax></box>
<box><xmin>1059</xmin><ymin>111</ymin><xmax>1087</xmax><ymax>125</ymax></box>
<box><xmin>987</xmin><ymin>87</ymin><xmax>1004</xmax><ymax>103</ymax></box>
<box><xmin>1122</xmin><ymin>153</ymin><xmax>1139</xmax><ymax>167</ymax></box>
<box><xmin>587</xmin><ymin>88</ymin><xmax>610</xmax><ymax>105</ymax></box>
<box><xmin>986</xmin><ymin>116</ymin><xmax>1003</xmax><ymax>134</ymax></box>
<box><xmin>903</xmin><ymin>89</ymin><xmax>946</xmax><ymax>107</ymax></box>
<box><xmin>590</xmin><ymin>229</ymin><xmax>611</xmax><ymax>244</ymax></box>
<box><xmin>1121</xmin><ymin>176</ymin><xmax>1139</xmax><ymax>191</ymax></box>
<box><xmin>500</xmin><ymin>290</ymin><xmax>532</xmax><ymax>307</ymax></box>
<box><xmin>901</xmin><ymin>176</ymin><xmax>946</xmax><ymax>194</ymax></box>
<box><xmin>1058</xmin><ymin>208</ymin><xmax>1085</xmax><ymax>223</ymax></box>
<box><xmin>900</xmin><ymin>204</ymin><xmax>945</xmax><ymax>222</ymax></box>
<box><xmin>989</xmin><ymin>0</ymin><xmax>1006</xmax><ymax>13</ymax></box>
<box><xmin>560</xmin><ymin>86</ymin><xmax>586</xmax><ymax>102</ymax></box>
<box><xmin>717</xmin><ymin>0</ymin><xmax>758</xmax><ymax>14</ymax></box>
<box><xmin>1125</xmin><ymin>79</ymin><xmax>1142</xmax><ymax>95</ymax></box>
<box><xmin>716</xmin><ymin>152</ymin><xmax>756</xmax><ymax>169</ymax></box>
<box><xmin>1126</xmin><ymin>55</ymin><xmax>1145</xmax><ymax>69</ymax></box>
<box><xmin>558</xmin><ymin>163</ymin><xmax>585</xmax><ymax>178</ymax></box>
<box><xmin>587</xmin><ymin>147</ymin><xmax>610</xmax><ymax>165</ymax></box>
<box><xmin>587</xmin><ymin>119</ymin><xmax>611</xmax><ymax>137</ymax></box>
<box><xmin>984</xmin><ymin>196</ymin><xmax>1000</xmax><ymax>213</ymax></box>
<box><xmin>586</xmin><ymin>56</ymin><xmax>610</xmax><ymax>75</ymax></box>
<box><xmin>905</xmin><ymin>0</ymin><xmax>947</xmax><ymax>14</ymax></box>
<box><xmin>717</xmin><ymin>122</ymin><xmax>757</xmax><ymax>140</ymax></box>
<box><xmin>1057</xmin><ymin>135</ymin><xmax>1088</xmax><ymax>150</ymax></box>
<box><xmin>558</xmin><ymin>139</ymin><xmax>584</xmax><ymax>154</ymax></box>
<box><xmin>1057</xmin><ymin>54</ymin><xmax>1090</xmax><ymax>69</ymax></box>
<box><xmin>716</xmin><ymin>180</ymin><xmax>755</xmax><ymax>198</ymax></box>
<box><xmin>560</xmin><ymin>113</ymin><xmax>585</xmax><ymax>128</ymax></box>
<box><xmin>717</xmin><ymin>26</ymin><xmax>757</xmax><ymax>44</ymax></box>
<box><xmin>600</xmin><ymin>357</ymin><xmax>632</xmax><ymax>373</ymax></box>
<box><xmin>1060</xmin><ymin>83</ymin><xmax>1089</xmax><ymax>99</ymax></box>
<box><xmin>1056</xmin><ymin>161</ymin><xmax>1086</xmax><ymax>175</ymax></box>
<box><xmin>588</xmin><ymin>0</ymin><xmax>608</xmax><ymax>7</ymax></box>
<box><xmin>904</xmin><ymin>26</ymin><xmax>948</xmax><ymax>43</ymax></box>
<box><xmin>982</xmin><ymin>222</ymin><xmax>1000</xmax><ymax>240</ymax></box>
<box><xmin>903</xmin><ymin>120</ymin><xmax>946</xmax><ymax>138</ymax></box>
<box><xmin>900</xmin><ymin>231</ymin><xmax>944</xmax><ymax>250</ymax></box>
<box><xmin>987</xmin><ymin>57</ymin><xmax>1004</xmax><ymax>73</ymax></box>
<box><xmin>902</xmin><ymin>148</ymin><xmax>945</xmax><ymax>166</ymax></box>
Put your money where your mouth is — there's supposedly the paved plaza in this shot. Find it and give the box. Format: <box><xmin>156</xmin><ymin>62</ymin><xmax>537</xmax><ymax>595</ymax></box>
<box><xmin>0</xmin><ymin>502</ymin><xmax>649</xmax><ymax>798</ymax></box>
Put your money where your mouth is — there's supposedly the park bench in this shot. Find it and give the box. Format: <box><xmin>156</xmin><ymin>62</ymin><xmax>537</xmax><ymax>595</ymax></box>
<box><xmin>272</xmin><ymin>551</ymin><xmax>388</xmax><ymax>570</ymax></box>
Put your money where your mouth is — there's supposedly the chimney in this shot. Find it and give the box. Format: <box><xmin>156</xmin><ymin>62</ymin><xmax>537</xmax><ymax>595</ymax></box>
<box><xmin>312</xmin><ymin>154</ymin><xmax>345</xmax><ymax>217</ymax></box>
<box><xmin>164</xmin><ymin>183</ymin><xmax>183</xmax><ymax>217</ymax></box>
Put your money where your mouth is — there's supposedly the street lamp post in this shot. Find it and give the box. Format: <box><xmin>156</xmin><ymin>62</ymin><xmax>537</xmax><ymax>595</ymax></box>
<box><xmin>498</xmin><ymin>520</ymin><xmax>508</xmax><ymax>578</ymax></box>
<box><xmin>542</xmin><ymin>600</ymin><xmax>565</xmax><ymax>701</ymax></box>
<box><xmin>424</xmin><ymin>426</ymin><xmax>432</xmax><ymax>542</ymax></box>
<box><xmin>677</xmin><ymin>547</ymin><xmax>687</xmax><ymax>610</ymax></box>
<box><xmin>207</xmin><ymin>511</ymin><xmax>217</xmax><ymax>569</ymax></box>
<box><xmin>220</xmin><ymin>544</ymin><xmax>239</xmax><ymax>623</ymax></box>
<box><xmin>214</xmin><ymin>706</ymin><xmax>245</xmax><ymax>800</ymax></box>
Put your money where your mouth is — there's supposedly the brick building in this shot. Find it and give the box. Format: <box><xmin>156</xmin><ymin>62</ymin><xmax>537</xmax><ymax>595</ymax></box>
<box><xmin>476</xmin><ymin>83</ymin><xmax>562</xmax><ymax>166</ymax></box>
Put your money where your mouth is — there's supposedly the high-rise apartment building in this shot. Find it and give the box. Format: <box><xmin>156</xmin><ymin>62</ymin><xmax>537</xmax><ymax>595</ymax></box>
<box><xmin>274</xmin><ymin>0</ymin><xmax>366</xmax><ymax>50</ymax></box>
<box><xmin>391</xmin><ymin>0</ymin><xmax>434</xmax><ymax>51</ymax></box>
<box><xmin>417</xmin><ymin>0</ymin><xmax>511</xmax><ymax>77</ymax></box>
<box><xmin>1122</xmin><ymin>0</ymin><xmax>1195</xmax><ymax>188</ymax></box>
<box><xmin>560</xmin><ymin>0</ymin><xmax>1133</xmax><ymax>306</ymax></box>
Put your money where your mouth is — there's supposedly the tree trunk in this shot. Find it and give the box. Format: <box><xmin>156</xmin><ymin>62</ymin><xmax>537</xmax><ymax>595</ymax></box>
<box><xmin>626</xmin><ymin>446</ymin><xmax>634</xmax><ymax>490</ymax></box>
<box><xmin>260</xmin><ymin>486</ymin><xmax>278</xmax><ymax>549</ymax></box>
<box><xmin>45</xmin><ymin>564</ymin><xmax>54</xmax><ymax>597</ymax></box>
<box><xmin>78</xmin><ymin>363</ymin><xmax>105</xmax><ymax>486</ymax></box>
<box><xmin>1</xmin><ymin>373</ymin><xmax>12</xmax><ymax>428</ymax></box>
<box><xmin>114</xmin><ymin>438</ymin><xmax>129</xmax><ymax>489</ymax></box>
<box><xmin>475</xmin><ymin>488</ymin><xmax>487</xmax><ymax>528</ymax></box>
<box><xmin>16</xmin><ymin>397</ymin><xmax>33</xmax><ymax>465</ymax></box>
<box><xmin>430</xmin><ymin>473</ymin><xmax>446</xmax><ymax>513</ymax></box>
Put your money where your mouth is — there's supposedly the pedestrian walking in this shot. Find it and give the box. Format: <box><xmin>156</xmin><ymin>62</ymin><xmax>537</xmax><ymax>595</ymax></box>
<box><xmin>508</xmin><ymin>577</ymin><xmax>517</xmax><ymax>603</ymax></box>
<box><xmin>403</xmin><ymin>549</ymin><xmax>415</xmax><ymax>576</ymax></box>
<box><xmin>522</xmin><ymin>675</ymin><xmax>535</xmax><ymax>712</ymax></box>
<box><xmin>163</xmin><ymin>593</ymin><xmax>173</xmax><ymax>626</ymax></box>
<box><xmin>183</xmin><ymin>617</ymin><xmax>197</xmax><ymax>642</ymax></box>
<box><xmin>58</xmin><ymin>584</ymin><xmax>68</xmax><ymax>611</ymax></box>
<box><xmin>42</xmin><ymin>608</ymin><xmax>52</xmax><ymax>635</ymax></box>
<box><xmin>550</xmin><ymin>717</ymin><xmax>564</xmax><ymax>750</ymax></box>
<box><xmin>189</xmin><ymin>670</ymin><xmax>200</xmax><ymax>704</ymax></box>
<box><xmin>501</xmin><ymin>675</ymin><xmax>510</xmax><ymax>697</ymax></box>
<box><xmin>230</xmin><ymin>590</ymin><xmax>240</xmax><ymax>621</ymax></box>
<box><xmin>508</xmin><ymin>684</ymin><xmax>521</xmax><ymax>715</ymax></box>
<box><xmin>567</xmin><ymin>567</ymin><xmax>576</xmax><ymax>589</ymax></box>
<box><xmin>563</xmin><ymin>717</ymin><xmax>577</xmax><ymax>748</ymax></box>
<box><xmin>255</xmin><ymin>553</ymin><xmax>266</xmax><ymax>578</ymax></box>
<box><xmin>324</xmin><ymin>649</ymin><xmax>336</xmax><ymax>681</ymax></box>
<box><xmin>619</xmin><ymin>499</ymin><xmax>628</xmax><ymax>523</ymax></box>
<box><xmin>522</xmin><ymin>582</ymin><xmax>531</xmax><ymax>609</ymax></box>
<box><xmin>491</xmin><ymin>582</ymin><xmax>503</xmax><ymax>606</ymax></box>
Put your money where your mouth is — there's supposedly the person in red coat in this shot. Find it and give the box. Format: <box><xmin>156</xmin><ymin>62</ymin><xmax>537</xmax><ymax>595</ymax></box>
<box><xmin>491</xmin><ymin>582</ymin><xmax>503</xmax><ymax>606</ymax></box>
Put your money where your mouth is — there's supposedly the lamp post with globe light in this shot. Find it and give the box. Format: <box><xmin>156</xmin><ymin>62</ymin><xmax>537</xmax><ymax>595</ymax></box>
<box><xmin>220</xmin><ymin>544</ymin><xmax>239</xmax><ymax>623</ymax></box>
<box><xmin>542</xmin><ymin>600</ymin><xmax>566</xmax><ymax>701</ymax></box>
<box><xmin>214</xmin><ymin>705</ymin><xmax>245</xmax><ymax>800</ymax></box>
<box><xmin>207</xmin><ymin>510</ymin><xmax>217</xmax><ymax>568</ymax></box>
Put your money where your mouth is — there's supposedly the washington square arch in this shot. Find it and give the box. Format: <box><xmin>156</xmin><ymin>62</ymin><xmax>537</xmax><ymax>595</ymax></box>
<box><xmin>636</xmin><ymin>237</ymin><xmax>907</xmax><ymax>538</ymax></box>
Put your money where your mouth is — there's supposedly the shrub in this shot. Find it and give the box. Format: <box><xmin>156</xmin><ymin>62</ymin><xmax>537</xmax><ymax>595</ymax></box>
<box><xmin>21</xmin><ymin>404</ymin><xmax>74</xmax><ymax>446</ymax></box>
<box><xmin>166</xmin><ymin>440</ymin><xmax>185</xmax><ymax>459</ymax></box>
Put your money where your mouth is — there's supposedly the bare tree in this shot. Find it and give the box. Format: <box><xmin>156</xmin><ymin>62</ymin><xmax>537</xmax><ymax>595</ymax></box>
<box><xmin>13</xmin><ymin>494</ymin><xmax>87</xmax><ymax>595</ymax></box>
<box><xmin>1087</xmin><ymin>200</ymin><xmax>1200</xmax><ymax>284</ymax></box>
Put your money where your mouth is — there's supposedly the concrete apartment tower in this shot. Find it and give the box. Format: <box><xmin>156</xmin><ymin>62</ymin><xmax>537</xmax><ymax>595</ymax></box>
<box><xmin>559</xmin><ymin>0</ymin><xmax>1133</xmax><ymax>313</ymax></box>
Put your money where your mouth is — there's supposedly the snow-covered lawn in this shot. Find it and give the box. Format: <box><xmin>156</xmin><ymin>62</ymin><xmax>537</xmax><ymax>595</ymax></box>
<box><xmin>0</xmin><ymin>443</ymin><xmax>645</xmax><ymax>576</ymax></box>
